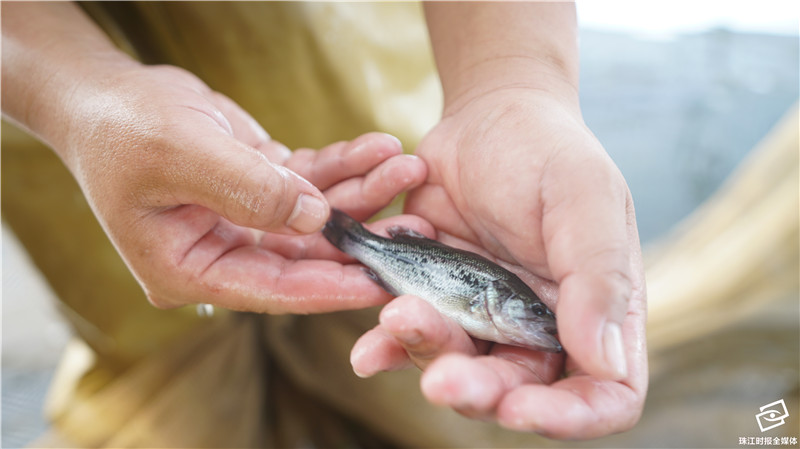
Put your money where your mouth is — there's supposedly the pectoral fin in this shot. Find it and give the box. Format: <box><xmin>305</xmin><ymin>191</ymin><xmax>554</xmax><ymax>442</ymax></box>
<box><xmin>468</xmin><ymin>289</ymin><xmax>487</xmax><ymax>315</ymax></box>
<box><xmin>360</xmin><ymin>267</ymin><xmax>399</xmax><ymax>296</ymax></box>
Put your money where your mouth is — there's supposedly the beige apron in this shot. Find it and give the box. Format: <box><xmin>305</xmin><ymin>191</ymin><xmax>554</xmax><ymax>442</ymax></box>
<box><xmin>3</xmin><ymin>2</ymin><xmax>797</xmax><ymax>447</ymax></box>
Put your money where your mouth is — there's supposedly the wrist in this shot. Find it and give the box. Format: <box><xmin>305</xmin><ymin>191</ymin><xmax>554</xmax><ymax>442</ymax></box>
<box><xmin>1</xmin><ymin>2</ymin><xmax>138</xmax><ymax>164</ymax></box>
<box><xmin>439</xmin><ymin>57</ymin><xmax>580</xmax><ymax>118</ymax></box>
<box><xmin>24</xmin><ymin>53</ymin><xmax>139</xmax><ymax>158</ymax></box>
<box><xmin>424</xmin><ymin>2</ymin><xmax>580</xmax><ymax>118</ymax></box>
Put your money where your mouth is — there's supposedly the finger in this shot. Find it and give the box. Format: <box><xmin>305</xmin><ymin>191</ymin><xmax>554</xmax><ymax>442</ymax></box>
<box><xmin>496</xmin><ymin>375</ymin><xmax>643</xmax><ymax>439</ymax></box>
<box><xmin>144</xmin><ymin>204</ymin><xmax>393</xmax><ymax>311</ymax></box>
<box><xmin>542</xmin><ymin>155</ymin><xmax>634</xmax><ymax>380</ymax></box>
<box><xmin>285</xmin><ymin>132</ymin><xmax>404</xmax><ymax>191</ymax></box>
<box><xmin>178</xmin><ymin>234</ymin><xmax>394</xmax><ymax>313</ymax></box>
<box><xmin>488</xmin><ymin>345</ymin><xmax>565</xmax><ymax>385</ymax></box>
<box><xmin>378</xmin><ymin>295</ymin><xmax>478</xmax><ymax>370</ymax></box>
<box><xmin>163</xmin><ymin>121</ymin><xmax>330</xmax><ymax>234</ymax></box>
<box><xmin>207</xmin><ymin>90</ymin><xmax>292</xmax><ymax>164</ymax></box>
<box><xmin>420</xmin><ymin>353</ymin><xmax>547</xmax><ymax>420</ymax></box>
<box><xmin>350</xmin><ymin>326</ymin><xmax>413</xmax><ymax>378</ymax></box>
<box><xmin>324</xmin><ymin>154</ymin><xmax>427</xmax><ymax>221</ymax></box>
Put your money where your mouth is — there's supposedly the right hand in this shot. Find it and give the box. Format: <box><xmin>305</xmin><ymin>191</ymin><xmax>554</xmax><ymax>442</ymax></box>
<box><xmin>350</xmin><ymin>87</ymin><xmax>648</xmax><ymax>439</ymax></box>
<box><xmin>49</xmin><ymin>63</ymin><xmax>428</xmax><ymax>313</ymax></box>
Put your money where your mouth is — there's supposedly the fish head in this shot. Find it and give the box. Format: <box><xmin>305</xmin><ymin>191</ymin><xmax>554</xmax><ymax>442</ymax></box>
<box><xmin>485</xmin><ymin>280</ymin><xmax>562</xmax><ymax>352</ymax></box>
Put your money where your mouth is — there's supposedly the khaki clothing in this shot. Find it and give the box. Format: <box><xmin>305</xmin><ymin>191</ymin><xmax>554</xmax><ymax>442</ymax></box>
<box><xmin>2</xmin><ymin>2</ymin><xmax>798</xmax><ymax>447</ymax></box>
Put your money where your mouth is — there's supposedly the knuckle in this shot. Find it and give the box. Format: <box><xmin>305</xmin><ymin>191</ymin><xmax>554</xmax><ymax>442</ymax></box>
<box><xmin>244</xmin><ymin>166</ymin><xmax>294</xmax><ymax>229</ymax></box>
<box><xmin>219</xmin><ymin>161</ymin><xmax>292</xmax><ymax>229</ymax></box>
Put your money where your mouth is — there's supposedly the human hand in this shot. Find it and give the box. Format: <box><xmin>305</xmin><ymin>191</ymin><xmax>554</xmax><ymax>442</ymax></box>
<box><xmin>2</xmin><ymin>3</ymin><xmax>428</xmax><ymax>313</ymax></box>
<box><xmin>45</xmin><ymin>63</ymin><xmax>427</xmax><ymax>312</ymax></box>
<box><xmin>350</xmin><ymin>88</ymin><xmax>647</xmax><ymax>439</ymax></box>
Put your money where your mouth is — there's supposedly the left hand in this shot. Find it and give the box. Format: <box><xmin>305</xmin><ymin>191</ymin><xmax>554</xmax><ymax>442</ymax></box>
<box><xmin>350</xmin><ymin>88</ymin><xmax>648</xmax><ymax>439</ymax></box>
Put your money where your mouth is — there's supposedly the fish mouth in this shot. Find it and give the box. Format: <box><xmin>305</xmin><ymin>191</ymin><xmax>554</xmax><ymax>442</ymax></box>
<box><xmin>538</xmin><ymin>332</ymin><xmax>563</xmax><ymax>353</ymax></box>
<box><xmin>498</xmin><ymin>323</ymin><xmax>562</xmax><ymax>353</ymax></box>
<box><xmin>539</xmin><ymin>323</ymin><xmax>562</xmax><ymax>352</ymax></box>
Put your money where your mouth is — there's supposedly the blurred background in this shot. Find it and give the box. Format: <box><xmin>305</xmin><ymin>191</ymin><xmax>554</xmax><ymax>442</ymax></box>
<box><xmin>578</xmin><ymin>0</ymin><xmax>798</xmax><ymax>243</ymax></box>
<box><xmin>2</xmin><ymin>1</ymin><xmax>798</xmax><ymax>448</ymax></box>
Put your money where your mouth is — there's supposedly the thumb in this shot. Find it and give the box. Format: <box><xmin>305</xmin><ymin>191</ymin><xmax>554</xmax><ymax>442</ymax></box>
<box><xmin>168</xmin><ymin>130</ymin><xmax>329</xmax><ymax>234</ymax></box>
<box><xmin>544</xmin><ymin>163</ymin><xmax>633</xmax><ymax>380</ymax></box>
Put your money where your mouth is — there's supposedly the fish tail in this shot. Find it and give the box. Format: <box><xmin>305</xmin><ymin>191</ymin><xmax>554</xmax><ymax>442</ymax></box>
<box><xmin>323</xmin><ymin>208</ymin><xmax>363</xmax><ymax>252</ymax></box>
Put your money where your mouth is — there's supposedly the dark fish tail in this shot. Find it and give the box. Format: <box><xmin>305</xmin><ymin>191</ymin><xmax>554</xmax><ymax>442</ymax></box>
<box><xmin>323</xmin><ymin>208</ymin><xmax>367</xmax><ymax>252</ymax></box>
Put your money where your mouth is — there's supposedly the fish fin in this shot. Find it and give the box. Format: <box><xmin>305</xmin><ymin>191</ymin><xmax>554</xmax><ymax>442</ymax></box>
<box><xmin>468</xmin><ymin>289</ymin><xmax>488</xmax><ymax>315</ymax></box>
<box><xmin>360</xmin><ymin>267</ymin><xmax>399</xmax><ymax>296</ymax></box>
<box><xmin>386</xmin><ymin>225</ymin><xmax>430</xmax><ymax>240</ymax></box>
<box><xmin>386</xmin><ymin>226</ymin><xmax>452</xmax><ymax>249</ymax></box>
<box><xmin>323</xmin><ymin>208</ymin><xmax>374</xmax><ymax>252</ymax></box>
<box><xmin>323</xmin><ymin>209</ymin><xmax>354</xmax><ymax>250</ymax></box>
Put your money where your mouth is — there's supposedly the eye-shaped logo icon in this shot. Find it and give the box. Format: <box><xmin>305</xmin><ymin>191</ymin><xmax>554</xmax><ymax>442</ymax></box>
<box><xmin>755</xmin><ymin>399</ymin><xmax>789</xmax><ymax>432</ymax></box>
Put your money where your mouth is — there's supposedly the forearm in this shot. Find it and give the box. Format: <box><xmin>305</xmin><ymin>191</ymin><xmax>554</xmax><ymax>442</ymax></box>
<box><xmin>1</xmin><ymin>2</ymin><xmax>136</xmax><ymax>160</ymax></box>
<box><xmin>423</xmin><ymin>2</ymin><xmax>580</xmax><ymax>114</ymax></box>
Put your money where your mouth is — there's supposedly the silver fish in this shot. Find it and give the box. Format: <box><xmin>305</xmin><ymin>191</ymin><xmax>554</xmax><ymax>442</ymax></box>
<box><xmin>323</xmin><ymin>209</ymin><xmax>561</xmax><ymax>352</ymax></box>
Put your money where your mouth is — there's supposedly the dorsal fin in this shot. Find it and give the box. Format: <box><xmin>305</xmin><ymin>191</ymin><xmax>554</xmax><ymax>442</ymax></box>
<box><xmin>386</xmin><ymin>225</ymin><xmax>472</xmax><ymax>253</ymax></box>
<box><xmin>386</xmin><ymin>225</ymin><xmax>430</xmax><ymax>240</ymax></box>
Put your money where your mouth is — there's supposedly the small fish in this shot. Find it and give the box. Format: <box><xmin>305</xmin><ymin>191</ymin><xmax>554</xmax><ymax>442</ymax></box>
<box><xmin>323</xmin><ymin>209</ymin><xmax>561</xmax><ymax>352</ymax></box>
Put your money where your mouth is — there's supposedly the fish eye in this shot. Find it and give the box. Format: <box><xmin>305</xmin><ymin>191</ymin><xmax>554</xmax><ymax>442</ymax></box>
<box><xmin>531</xmin><ymin>304</ymin><xmax>546</xmax><ymax>316</ymax></box>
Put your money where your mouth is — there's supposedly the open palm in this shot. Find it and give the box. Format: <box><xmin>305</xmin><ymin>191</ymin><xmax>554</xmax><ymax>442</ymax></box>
<box><xmin>352</xmin><ymin>89</ymin><xmax>648</xmax><ymax>439</ymax></box>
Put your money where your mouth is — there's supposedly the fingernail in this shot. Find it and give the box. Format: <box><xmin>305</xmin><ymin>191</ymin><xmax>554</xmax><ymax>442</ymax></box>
<box><xmin>603</xmin><ymin>322</ymin><xmax>628</xmax><ymax>379</ymax></box>
<box><xmin>350</xmin><ymin>346</ymin><xmax>373</xmax><ymax>378</ymax></box>
<box><xmin>287</xmin><ymin>194</ymin><xmax>328</xmax><ymax>233</ymax></box>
